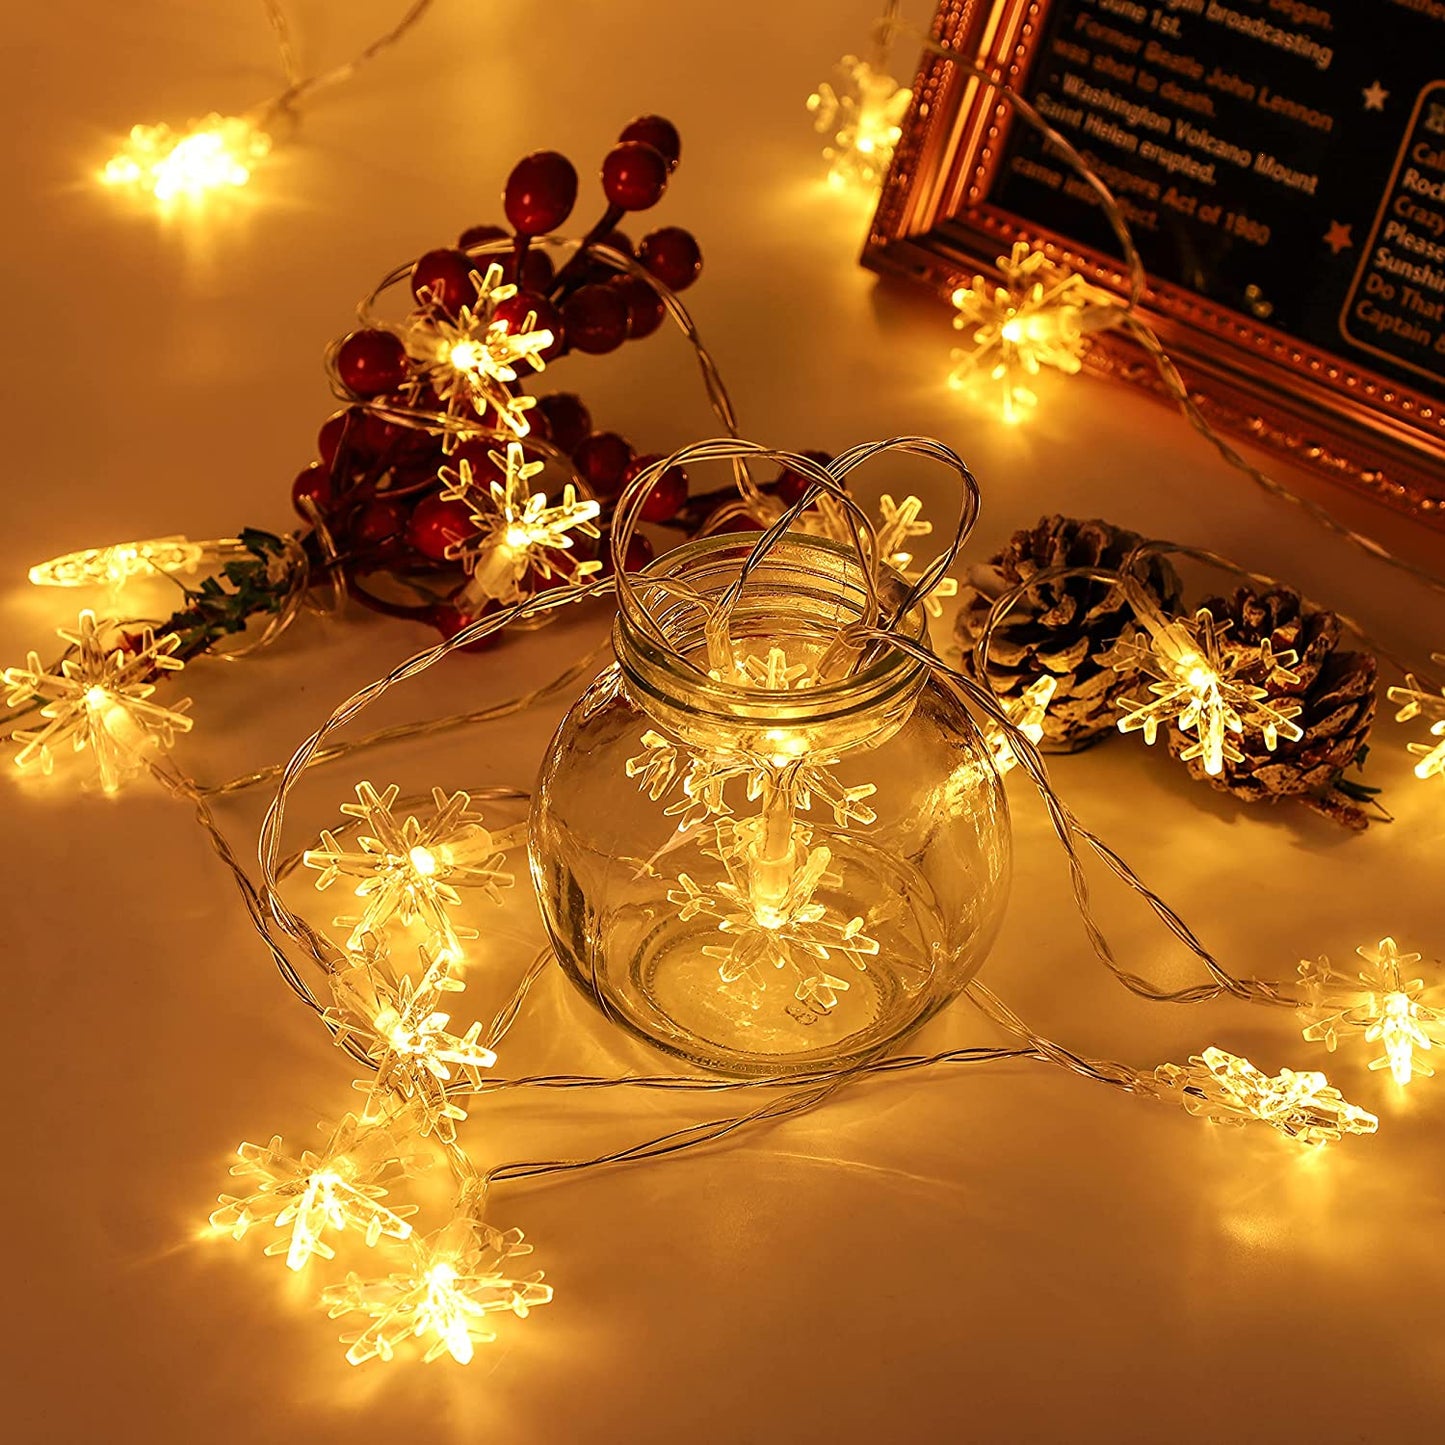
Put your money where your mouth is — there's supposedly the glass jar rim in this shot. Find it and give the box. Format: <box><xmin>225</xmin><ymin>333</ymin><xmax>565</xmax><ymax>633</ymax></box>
<box><xmin>613</xmin><ymin>531</ymin><xmax>930</xmax><ymax>729</ymax></box>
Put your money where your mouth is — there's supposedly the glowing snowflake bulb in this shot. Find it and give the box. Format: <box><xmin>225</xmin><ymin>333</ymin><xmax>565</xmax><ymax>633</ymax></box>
<box><xmin>303</xmin><ymin>782</ymin><xmax>513</xmax><ymax>955</ymax></box>
<box><xmin>406</xmin><ymin>263</ymin><xmax>551</xmax><ymax>438</ymax></box>
<box><xmin>807</xmin><ymin>55</ymin><xmax>912</xmax><ymax>190</ymax></box>
<box><xmin>327</xmin><ymin>950</ymin><xmax>497</xmax><ymax>1142</ymax></box>
<box><xmin>1155</xmin><ymin>1046</ymin><xmax>1378</xmax><ymax>1144</ymax></box>
<box><xmin>987</xmin><ymin>675</ymin><xmax>1057</xmax><ymax>776</ymax></box>
<box><xmin>1299</xmin><ymin>937</ymin><xmax>1441</xmax><ymax>1087</ymax></box>
<box><xmin>3</xmin><ymin>610</ymin><xmax>192</xmax><ymax>791</ymax></box>
<box><xmin>1112</xmin><ymin>608</ymin><xmax>1304</xmax><ymax>776</ymax></box>
<box><xmin>100</xmin><ymin>114</ymin><xmax>271</xmax><ymax>203</ymax></box>
<box><xmin>1387</xmin><ymin>657</ymin><xmax>1445</xmax><ymax>783</ymax></box>
<box><xmin>210</xmin><ymin>1116</ymin><xmax>416</xmax><ymax>1271</ymax></box>
<box><xmin>440</xmin><ymin>443</ymin><xmax>601</xmax><ymax>608</ymax></box>
<box><xmin>323</xmin><ymin>1217</ymin><xmax>552</xmax><ymax>1366</ymax></box>
<box><xmin>949</xmin><ymin>242</ymin><xmax>1110</xmax><ymax>423</ymax></box>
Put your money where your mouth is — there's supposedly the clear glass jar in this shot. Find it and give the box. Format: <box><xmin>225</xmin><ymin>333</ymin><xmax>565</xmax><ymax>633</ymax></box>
<box><xmin>529</xmin><ymin>532</ymin><xmax>1011</xmax><ymax>1076</ymax></box>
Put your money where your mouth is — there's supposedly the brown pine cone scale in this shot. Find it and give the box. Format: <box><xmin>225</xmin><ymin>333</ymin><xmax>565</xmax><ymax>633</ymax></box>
<box><xmin>955</xmin><ymin>515</ymin><xmax>1183</xmax><ymax>749</ymax></box>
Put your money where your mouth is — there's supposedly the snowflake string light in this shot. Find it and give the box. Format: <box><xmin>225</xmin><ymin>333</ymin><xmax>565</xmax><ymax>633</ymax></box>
<box><xmin>1387</xmin><ymin>657</ymin><xmax>1445</xmax><ymax>783</ymax></box>
<box><xmin>209</xmin><ymin>1115</ymin><xmax>416</xmax><ymax>1271</ymax></box>
<box><xmin>100</xmin><ymin>114</ymin><xmax>271</xmax><ymax>203</ymax></box>
<box><xmin>670</xmin><ymin>819</ymin><xmax>879</xmax><ymax>1011</ymax></box>
<box><xmin>949</xmin><ymin>242</ymin><xmax>1114</xmax><ymax>423</ymax></box>
<box><xmin>27</xmin><ymin>535</ymin><xmax>249</xmax><ymax>591</ymax></box>
<box><xmin>1298</xmin><ymin>937</ymin><xmax>1442</xmax><ymax>1086</ymax></box>
<box><xmin>1110</xmin><ymin>608</ymin><xmax>1305</xmax><ymax>776</ymax></box>
<box><xmin>3</xmin><ymin>610</ymin><xmax>193</xmax><ymax>792</ymax></box>
<box><xmin>1153</xmin><ymin>1046</ymin><xmax>1378</xmax><ymax>1144</ymax></box>
<box><xmin>303</xmin><ymin>782</ymin><xmax>514</xmax><ymax>956</ymax></box>
<box><xmin>328</xmin><ymin>952</ymin><xmax>496</xmax><ymax>1141</ymax></box>
<box><xmin>404</xmin><ymin>263</ymin><xmax>551</xmax><ymax>440</ymax></box>
<box><xmin>987</xmin><ymin>675</ymin><xmax>1057</xmax><ymax>777</ymax></box>
<box><xmin>438</xmin><ymin>442</ymin><xmax>601</xmax><ymax>609</ymax></box>
<box><xmin>323</xmin><ymin>1216</ymin><xmax>551</xmax><ymax>1366</ymax></box>
<box><xmin>626</xmin><ymin>646</ymin><xmax>878</xmax><ymax>832</ymax></box>
<box><xmin>798</xmin><ymin>492</ymin><xmax>958</xmax><ymax>617</ymax></box>
<box><xmin>807</xmin><ymin>54</ymin><xmax>912</xmax><ymax>190</ymax></box>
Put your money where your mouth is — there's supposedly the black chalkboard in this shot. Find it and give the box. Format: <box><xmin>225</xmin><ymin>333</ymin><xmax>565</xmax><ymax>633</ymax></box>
<box><xmin>867</xmin><ymin>0</ymin><xmax>1445</xmax><ymax>523</ymax></box>
<box><xmin>982</xmin><ymin>0</ymin><xmax>1445</xmax><ymax>392</ymax></box>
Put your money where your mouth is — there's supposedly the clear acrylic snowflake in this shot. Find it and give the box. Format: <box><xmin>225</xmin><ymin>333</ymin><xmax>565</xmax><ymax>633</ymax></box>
<box><xmin>327</xmin><ymin>950</ymin><xmax>495</xmax><ymax>1142</ymax></box>
<box><xmin>303</xmin><ymin>782</ymin><xmax>514</xmax><ymax>957</ymax></box>
<box><xmin>209</xmin><ymin>1114</ymin><xmax>416</xmax><ymax>1271</ymax></box>
<box><xmin>404</xmin><ymin>262</ymin><xmax>550</xmax><ymax>441</ymax></box>
<box><xmin>806</xmin><ymin>54</ymin><xmax>912</xmax><ymax>190</ymax></box>
<box><xmin>1387</xmin><ymin>656</ymin><xmax>1445</xmax><ymax>783</ymax></box>
<box><xmin>625</xmin><ymin>645</ymin><xmax>878</xmax><ymax>833</ymax></box>
<box><xmin>669</xmin><ymin>818</ymin><xmax>879</xmax><ymax>1011</ymax></box>
<box><xmin>1298</xmin><ymin>937</ymin><xmax>1442</xmax><ymax>1086</ymax></box>
<box><xmin>949</xmin><ymin>241</ymin><xmax>1112</xmax><ymax>424</ymax></box>
<box><xmin>439</xmin><ymin>441</ymin><xmax>601</xmax><ymax>609</ymax></box>
<box><xmin>987</xmin><ymin>675</ymin><xmax>1057</xmax><ymax>777</ymax></box>
<box><xmin>3</xmin><ymin>609</ymin><xmax>193</xmax><ymax>791</ymax></box>
<box><xmin>1154</xmin><ymin>1046</ymin><xmax>1378</xmax><ymax>1144</ymax></box>
<box><xmin>323</xmin><ymin>1216</ymin><xmax>551</xmax><ymax>1366</ymax></box>
<box><xmin>798</xmin><ymin>492</ymin><xmax>958</xmax><ymax>618</ymax></box>
<box><xmin>1110</xmin><ymin>608</ymin><xmax>1305</xmax><ymax>776</ymax></box>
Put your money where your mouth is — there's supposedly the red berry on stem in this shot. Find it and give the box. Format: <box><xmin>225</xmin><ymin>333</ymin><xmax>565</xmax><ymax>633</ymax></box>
<box><xmin>626</xmin><ymin>455</ymin><xmax>689</xmax><ymax>520</ymax></box>
<box><xmin>601</xmin><ymin>142</ymin><xmax>669</xmax><ymax>211</ymax></box>
<box><xmin>448</xmin><ymin>438</ymin><xmax>507</xmax><ymax>488</ymax></box>
<box><xmin>619</xmin><ymin>115</ymin><xmax>681</xmax><ymax>171</ymax></box>
<box><xmin>317</xmin><ymin>410</ymin><xmax>352</xmax><ymax>469</ymax></box>
<box><xmin>292</xmin><ymin>463</ymin><xmax>333</xmax><ymax>520</ymax></box>
<box><xmin>562</xmin><ymin>283</ymin><xmax>628</xmax><ymax>353</ymax></box>
<box><xmin>353</xmin><ymin>498</ymin><xmax>410</xmax><ymax>548</ymax></box>
<box><xmin>492</xmin><ymin>290</ymin><xmax>563</xmax><ymax>342</ymax></box>
<box><xmin>775</xmin><ymin>451</ymin><xmax>834</xmax><ymax>505</ymax></box>
<box><xmin>505</xmin><ymin>151</ymin><xmax>579</xmax><ymax>236</ymax></box>
<box><xmin>410</xmin><ymin>248</ymin><xmax>478</xmax><ymax>315</ymax></box>
<box><xmin>353</xmin><ymin>402</ymin><xmax>412</xmax><ymax>458</ymax></box>
<box><xmin>336</xmin><ymin>329</ymin><xmax>409</xmax><ymax>398</ymax></box>
<box><xmin>514</xmin><ymin>248</ymin><xmax>556</xmax><ymax>293</ymax></box>
<box><xmin>596</xmin><ymin>228</ymin><xmax>633</xmax><ymax>258</ymax></box>
<box><xmin>574</xmin><ymin>431</ymin><xmax>634</xmax><ymax>498</ymax></box>
<box><xmin>537</xmin><ymin>393</ymin><xmax>591</xmax><ymax>454</ymax></box>
<box><xmin>600</xmin><ymin>528</ymin><xmax>655</xmax><ymax>577</ymax></box>
<box><xmin>458</xmin><ymin>222</ymin><xmax>508</xmax><ymax>251</ymax></box>
<box><xmin>408</xmin><ymin>495</ymin><xmax>476</xmax><ymax>561</ymax></box>
<box><xmin>639</xmin><ymin>227</ymin><xmax>702</xmax><ymax>292</ymax></box>
<box><xmin>610</xmin><ymin>274</ymin><xmax>665</xmax><ymax>339</ymax></box>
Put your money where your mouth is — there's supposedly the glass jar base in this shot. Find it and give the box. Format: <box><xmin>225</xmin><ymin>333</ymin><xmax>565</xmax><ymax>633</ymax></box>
<box><xmin>547</xmin><ymin>836</ymin><xmax>977</xmax><ymax>1078</ymax></box>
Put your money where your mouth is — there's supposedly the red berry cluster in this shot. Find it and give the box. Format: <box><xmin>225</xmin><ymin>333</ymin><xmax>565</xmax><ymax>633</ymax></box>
<box><xmin>293</xmin><ymin>119</ymin><xmax>706</xmax><ymax>645</ymax></box>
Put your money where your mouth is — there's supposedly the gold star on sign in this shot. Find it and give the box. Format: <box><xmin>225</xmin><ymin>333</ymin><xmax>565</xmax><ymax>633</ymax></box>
<box><xmin>1323</xmin><ymin>221</ymin><xmax>1353</xmax><ymax>255</ymax></box>
<box><xmin>1362</xmin><ymin>81</ymin><xmax>1388</xmax><ymax>111</ymax></box>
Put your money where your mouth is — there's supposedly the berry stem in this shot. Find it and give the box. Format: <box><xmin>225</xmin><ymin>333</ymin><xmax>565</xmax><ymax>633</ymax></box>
<box><xmin>548</xmin><ymin>204</ymin><xmax>625</xmax><ymax>300</ymax></box>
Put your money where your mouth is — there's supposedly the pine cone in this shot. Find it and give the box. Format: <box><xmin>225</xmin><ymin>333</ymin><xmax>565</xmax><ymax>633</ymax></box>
<box><xmin>955</xmin><ymin>515</ymin><xmax>1182</xmax><ymax>749</ymax></box>
<box><xmin>1166</xmin><ymin>585</ymin><xmax>1378</xmax><ymax>830</ymax></box>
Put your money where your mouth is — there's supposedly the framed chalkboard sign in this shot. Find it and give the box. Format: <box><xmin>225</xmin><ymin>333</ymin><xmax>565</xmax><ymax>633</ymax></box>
<box><xmin>865</xmin><ymin>0</ymin><xmax>1445</xmax><ymax>526</ymax></box>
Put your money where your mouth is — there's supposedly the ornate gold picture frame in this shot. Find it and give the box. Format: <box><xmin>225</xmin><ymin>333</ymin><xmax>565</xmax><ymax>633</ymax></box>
<box><xmin>865</xmin><ymin>0</ymin><xmax>1445</xmax><ymax>528</ymax></box>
